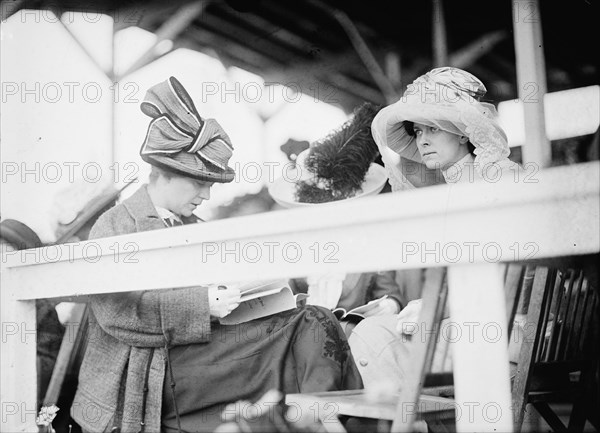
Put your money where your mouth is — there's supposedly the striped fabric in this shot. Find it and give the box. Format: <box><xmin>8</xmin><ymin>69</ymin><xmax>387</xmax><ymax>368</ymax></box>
<box><xmin>162</xmin><ymin>217</ymin><xmax>183</xmax><ymax>227</ymax></box>
<box><xmin>139</xmin><ymin>76</ymin><xmax>235</xmax><ymax>182</ymax></box>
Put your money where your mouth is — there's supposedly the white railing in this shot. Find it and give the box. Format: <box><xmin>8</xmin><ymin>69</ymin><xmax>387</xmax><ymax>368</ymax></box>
<box><xmin>2</xmin><ymin>161</ymin><xmax>599</xmax><ymax>432</ymax></box>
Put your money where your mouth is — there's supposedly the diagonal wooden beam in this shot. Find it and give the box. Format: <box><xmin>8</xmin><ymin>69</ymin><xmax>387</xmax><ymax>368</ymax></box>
<box><xmin>0</xmin><ymin>0</ymin><xmax>27</xmax><ymax>22</ymax></box>
<box><xmin>263</xmin><ymin>67</ymin><xmax>386</xmax><ymax>107</ymax></box>
<box><xmin>302</xmin><ymin>0</ymin><xmax>398</xmax><ymax>103</ymax></box>
<box><xmin>329</xmin><ymin>8</ymin><xmax>399</xmax><ymax>104</ymax></box>
<box><xmin>196</xmin><ymin>12</ymin><xmax>310</xmax><ymax>65</ymax></box>
<box><xmin>183</xmin><ymin>26</ymin><xmax>384</xmax><ymax>107</ymax></box>
<box><xmin>449</xmin><ymin>30</ymin><xmax>508</xmax><ymax>70</ymax></box>
<box><xmin>210</xmin><ymin>4</ymin><xmax>321</xmax><ymax>55</ymax></box>
<box><xmin>513</xmin><ymin>0</ymin><xmax>551</xmax><ymax>167</ymax></box>
<box><xmin>115</xmin><ymin>0</ymin><xmax>206</xmax><ymax>81</ymax></box>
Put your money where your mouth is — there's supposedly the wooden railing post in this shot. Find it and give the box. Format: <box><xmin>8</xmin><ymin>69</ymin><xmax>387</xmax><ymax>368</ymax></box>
<box><xmin>1</xmin><ymin>289</ymin><xmax>38</xmax><ymax>432</ymax></box>
<box><xmin>513</xmin><ymin>0</ymin><xmax>551</xmax><ymax>167</ymax></box>
<box><xmin>447</xmin><ymin>263</ymin><xmax>513</xmax><ymax>432</ymax></box>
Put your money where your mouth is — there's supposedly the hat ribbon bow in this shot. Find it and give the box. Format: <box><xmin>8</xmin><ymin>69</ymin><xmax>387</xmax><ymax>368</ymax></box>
<box><xmin>141</xmin><ymin>116</ymin><xmax>233</xmax><ymax>170</ymax></box>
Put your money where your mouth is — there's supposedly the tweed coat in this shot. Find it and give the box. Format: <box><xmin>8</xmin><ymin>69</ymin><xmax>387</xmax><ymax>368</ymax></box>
<box><xmin>72</xmin><ymin>185</ymin><xmax>212</xmax><ymax>433</ymax></box>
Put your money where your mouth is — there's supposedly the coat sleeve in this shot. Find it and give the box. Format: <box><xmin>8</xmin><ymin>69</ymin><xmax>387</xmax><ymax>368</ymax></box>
<box><xmin>370</xmin><ymin>271</ymin><xmax>404</xmax><ymax>311</ymax></box>
<box><xmin>87</xmin><ymin>209</ymin><xmax>212</xmax><ymax>347</ymax></box>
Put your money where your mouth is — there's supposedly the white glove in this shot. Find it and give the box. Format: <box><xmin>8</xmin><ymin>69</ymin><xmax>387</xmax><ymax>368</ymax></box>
<box><xmin>208</xmin><ymin>285</ymin><xmax>241</xmax><ymax>318</ymax></box>
<box><xmin>305</xmin><ymin>272</ymin><xmax>346</xmax><ymax>309</ymax></box>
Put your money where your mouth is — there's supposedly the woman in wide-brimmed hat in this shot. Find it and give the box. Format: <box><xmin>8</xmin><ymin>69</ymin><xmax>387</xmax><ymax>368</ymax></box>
<box><xmin>372</xmin><ymin>66</ymin><xmax>522</xmax><ymax>190</ymax></box>
<box><xmin>348</xmin><ymin>68</ymin><xmax>524</xmax><ymax>392</ymax></box>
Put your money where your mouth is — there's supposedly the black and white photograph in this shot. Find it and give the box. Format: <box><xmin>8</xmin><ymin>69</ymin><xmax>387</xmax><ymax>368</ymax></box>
<box><xmin>1</xmin><ymin>1</ymin><xmax>598</xmax><ymax>432</ymax></box>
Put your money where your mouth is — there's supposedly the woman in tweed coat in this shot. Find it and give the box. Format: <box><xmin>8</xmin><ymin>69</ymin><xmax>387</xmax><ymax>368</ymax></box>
<box><xmin>71</xmin><ymin>77</ymin><xmax>361</xmax><ymax>433</ymax></box>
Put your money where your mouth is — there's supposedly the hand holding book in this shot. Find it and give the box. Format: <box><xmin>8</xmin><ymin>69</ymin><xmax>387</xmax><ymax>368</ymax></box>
<box><xmin>207</xmin><ymin>284</ymin><xmax>241</xmax><ymax>318</ymax></box>
<box><xmin>360</xmin><ymin>296</ymin><xmax>401</xmax><ymax>317</ymax></box>
<box><xmin>333</xmin><ymin>295</ymin><xmax>400</xmax><ymax>323</ymax></box>
<box><xmin>218</xmin><ymin>280</ymin><xmax>309</xmax><ymax>325</ymax></box>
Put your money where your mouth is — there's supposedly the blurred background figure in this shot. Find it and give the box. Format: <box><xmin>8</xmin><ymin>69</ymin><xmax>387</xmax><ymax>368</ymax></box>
<box><xmin>267</xmin><ymin>103</ymin><xmax>403</xmax><ymax>334</ymax></box>
<box><xmin>24</xmin><ymin>180</ymin><xmax>135</xmax><ymax>433</ymax></box>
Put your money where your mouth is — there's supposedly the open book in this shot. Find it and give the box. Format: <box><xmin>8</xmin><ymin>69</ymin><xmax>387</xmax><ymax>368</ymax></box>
<box><xmin>332</xmin><ymin>295</ymin><xmax>389</xmax><ymax>323</ymax></box>
<box><xmin>219</xmin><ymin>279</ymin><xmax>309</xmax><ymax>325</ymax></box>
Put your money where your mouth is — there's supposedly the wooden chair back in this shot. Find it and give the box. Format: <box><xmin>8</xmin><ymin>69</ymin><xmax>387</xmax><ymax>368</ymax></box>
<box><xmin>512</xmin><ymin>265</ymin><xmax>599</xmax><ymax>432</ymax></box>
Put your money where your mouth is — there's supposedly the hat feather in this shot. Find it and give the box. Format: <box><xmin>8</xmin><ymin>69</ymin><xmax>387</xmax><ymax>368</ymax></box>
<box><xmin>296</xmin><ymin>102</ymin><xmax>380</xmax><ymax>203</ymax></box>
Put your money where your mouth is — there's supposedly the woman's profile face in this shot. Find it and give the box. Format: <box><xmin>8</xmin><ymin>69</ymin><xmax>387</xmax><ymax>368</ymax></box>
<box><xmin>413</xmin><ymin>122</ymin><xmax>470</xmax><ymax>170</ymax></box>
<box><xmin>162</xmin><ymin>175</ymin><xmax>214</xmax><ymax>217</ymax></box>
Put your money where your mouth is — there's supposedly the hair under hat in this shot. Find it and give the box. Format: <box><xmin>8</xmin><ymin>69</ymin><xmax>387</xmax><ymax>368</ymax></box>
<box><xmin>139</xmin><ymin>76</ymin><xmax>235</xmax><ymax>183</ymax></box>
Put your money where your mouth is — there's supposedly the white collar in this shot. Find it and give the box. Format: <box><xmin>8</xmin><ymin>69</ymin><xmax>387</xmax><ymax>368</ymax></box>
<box><xmin>155</xmin><ymin>206</ymin><xmax>182</xmax><ymax>224</ymax></box>
<box><xmin>442</xmin><ymin>153</ymin><xmax>479</xmax><ymax>184</ymax></box>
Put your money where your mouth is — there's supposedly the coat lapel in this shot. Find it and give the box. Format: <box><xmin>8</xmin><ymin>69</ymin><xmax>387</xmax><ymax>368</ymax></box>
<box><xmin>122</xmin><ymin>185</ymin><xmax>167</xmax><ymax>232</ymax></box>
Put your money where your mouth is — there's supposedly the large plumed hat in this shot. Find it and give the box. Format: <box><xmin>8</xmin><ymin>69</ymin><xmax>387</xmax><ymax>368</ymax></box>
<box><xmin>371</xmin><ymin>67</ymin><xmax>510</xmax><ymax>189</ymax></box>
<box><xmin>268</xmin><ymin>102</ymin><xmax>387</xmax><ymax>207</ymax></box>
<box><xmin>139</xmin><ymin>76</ymin><xmax>235</xmax><ymax>183</ymax></box>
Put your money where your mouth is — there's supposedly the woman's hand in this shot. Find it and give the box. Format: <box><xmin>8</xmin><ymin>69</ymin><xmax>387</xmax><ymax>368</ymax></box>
<box><xmin>362</xmin><ymin>298</ymin><xmax>401</xmax><ymax>317</ymax></box>
<box><xmin>395</xmin><ymin>298</ymin><xmax>422</xmax><ymax>335</ymax></box>
<box><xmin>208</xmin><ymin>285</ymin><xmax>241</xmax><ymax>318</ymax></box>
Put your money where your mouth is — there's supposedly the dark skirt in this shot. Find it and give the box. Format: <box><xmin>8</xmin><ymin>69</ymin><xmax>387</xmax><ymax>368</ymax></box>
<box><xmin>161</xmin><ymin>305</ymin><xmax>363</xmax><ymax>432</ymax></box>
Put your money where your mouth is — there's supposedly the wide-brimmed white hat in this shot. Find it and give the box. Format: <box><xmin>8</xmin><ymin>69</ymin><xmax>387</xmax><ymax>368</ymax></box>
<box><xmin>371</xmin><ymin>67</ymin><xmax>510</xmax><ymax>190</ymax></box>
